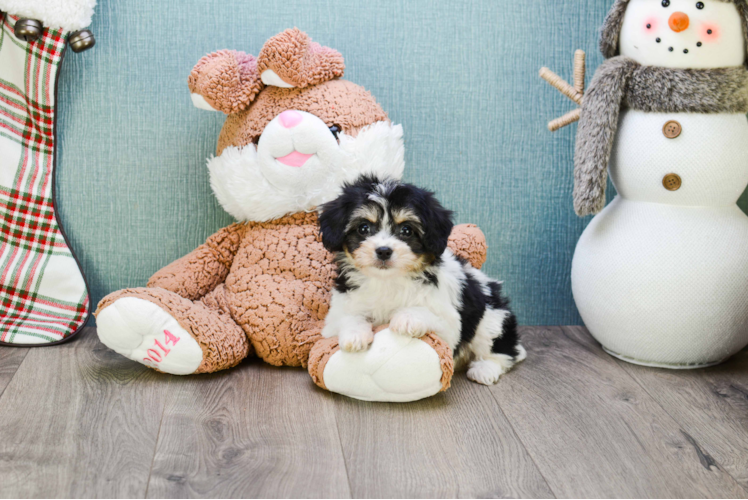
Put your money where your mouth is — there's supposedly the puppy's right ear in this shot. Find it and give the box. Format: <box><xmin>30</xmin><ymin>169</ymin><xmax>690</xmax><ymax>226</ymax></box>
<box><xmin>318</xmin><ymin>196</ymin><xmax>351</xmax><ymax>253</ymax></box>
<box><xmin>188</xmin><ymin>50</ymin><xmax>264</xmax><ymax>114</ymax></box>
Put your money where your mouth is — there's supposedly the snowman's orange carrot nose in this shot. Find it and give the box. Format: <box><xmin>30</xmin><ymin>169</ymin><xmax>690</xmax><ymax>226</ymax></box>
<box><xmin>669</xmin><ymin>12</ymin><xmax>690</xmax><ymax>32</ymax></box>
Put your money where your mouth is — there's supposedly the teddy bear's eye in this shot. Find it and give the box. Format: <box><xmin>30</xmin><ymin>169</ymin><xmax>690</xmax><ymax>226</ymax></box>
<box><xmin>329</xmin><ymin>125</ymin><xmax>340</xmax><ymax>139</ymax></box>
<box><xmin>662</xmin><ymin>0</ymin><xmax>670</xmax><ymax>6</ymax></box>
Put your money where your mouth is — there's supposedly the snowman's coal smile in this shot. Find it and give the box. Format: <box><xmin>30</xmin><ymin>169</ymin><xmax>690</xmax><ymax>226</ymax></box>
<box><xmin>649</xmin><ymin>38</ymin><xmax>703</xmax><ymax>55</ymax></box>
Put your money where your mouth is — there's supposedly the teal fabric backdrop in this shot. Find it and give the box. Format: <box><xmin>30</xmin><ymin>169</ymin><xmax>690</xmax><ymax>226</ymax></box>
<box><xmin>56</xmin><ymin>0</ymin><xmax>748</xmax><ymax>326</ymax></box>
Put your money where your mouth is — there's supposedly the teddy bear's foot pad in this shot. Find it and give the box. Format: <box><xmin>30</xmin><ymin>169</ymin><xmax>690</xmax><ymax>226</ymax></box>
<box><xmin>312</xmin><ymin>329</ymin><xmax>448</xmax><ymax>403</ymax></box>
<box><xmin>96</xmin><ymin>297</ymin><xmax>203</xmax><ymax>375</ymax></box>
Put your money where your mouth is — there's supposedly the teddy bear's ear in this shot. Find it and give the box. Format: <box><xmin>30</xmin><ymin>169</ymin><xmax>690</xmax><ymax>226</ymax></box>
<box><xmin>257</xmin><ymin>28</ymin><xmax>345</xmax><ymax>89</ymax></box>
<box><xmin>188</xmin><ymin>50</ymin><xmax>264</xmax><ymax>114</ymax></box>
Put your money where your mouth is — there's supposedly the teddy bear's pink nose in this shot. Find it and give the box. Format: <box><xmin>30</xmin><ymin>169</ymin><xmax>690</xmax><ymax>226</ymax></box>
<box><xmin>278</xmin><ymin>110</ymin><xmax>303</xmax><ymax>128</ymax></box>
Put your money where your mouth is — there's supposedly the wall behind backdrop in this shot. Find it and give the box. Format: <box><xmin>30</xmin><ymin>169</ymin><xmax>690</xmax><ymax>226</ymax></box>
<box><xmin>56</xmin><ymin>0</ymin><xmax>748</xmax><ymax>326</ymax></box>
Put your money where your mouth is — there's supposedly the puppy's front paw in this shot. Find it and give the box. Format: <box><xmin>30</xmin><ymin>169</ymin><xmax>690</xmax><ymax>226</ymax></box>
<box><xmin>467</xmin><ymin>359</ymin><xmax>508</xmax><ymax>386</ymax></box>
<box><xmin>390</xmin><ymin>310</ymin><xmax>431</xmax><ymax>339</ymax></box>
<box><xmin>321</xmin><ymin>323</ymin><xmax>339</xmax><ymax>339</ymax></box>
<box><xmin>339</xmin><ymin>325</ymin><xmax>374</xmax><ymax>352</ymax></box>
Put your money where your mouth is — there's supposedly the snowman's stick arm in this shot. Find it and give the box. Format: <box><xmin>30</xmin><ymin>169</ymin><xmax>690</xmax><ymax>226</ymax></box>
<box><xmin>548</xmin><ymin>108</ymin><xmax>581</xmax><ymax>132</ymax></box>
<box><xmin>573</xmin><ymin>50</ymin><xmax>586</xmax><ymax>93</ymax></box>
<box><xmin>539</xmin><ymin>68</ymin><xmax>583</xmax><ymax>105</ymax></box>
<box><xmin>539</xmin><ymin>50</ymin><xmax>587</xmax><ymax>132</ymax></box>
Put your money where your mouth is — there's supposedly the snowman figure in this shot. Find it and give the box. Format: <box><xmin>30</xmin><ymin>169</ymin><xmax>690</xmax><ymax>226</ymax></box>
<box><xmin>545</xmin><ymin>0</ymin><xmax>748</xmax><ymax>367</ymax></box>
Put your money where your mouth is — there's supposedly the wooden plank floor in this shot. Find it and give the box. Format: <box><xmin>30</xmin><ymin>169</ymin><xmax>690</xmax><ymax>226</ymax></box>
<box><xmin>0</xmin><ymin>326</ymin><xmax>745</xmax><ymax>499</ymax></box>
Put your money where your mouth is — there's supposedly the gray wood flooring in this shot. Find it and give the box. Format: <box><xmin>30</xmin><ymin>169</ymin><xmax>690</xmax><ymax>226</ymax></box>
<box><xmin>0</xmin><ymin>326</ymin><xmax>745</xmax><ymax>499</ymax></box>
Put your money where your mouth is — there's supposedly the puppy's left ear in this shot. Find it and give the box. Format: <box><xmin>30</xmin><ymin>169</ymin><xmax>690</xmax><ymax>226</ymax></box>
<box><xmin>419</xmin><ymin>193</ymin><xmax>454</xmax><ymax>257</ymax></box>
<box><xmin>318</xmin><ymin>197</ymin><xmax>351</xmax><ymax>252</ymax></box>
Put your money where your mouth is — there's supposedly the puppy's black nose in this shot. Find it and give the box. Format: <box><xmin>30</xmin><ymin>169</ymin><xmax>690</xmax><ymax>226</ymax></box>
<box><xmin>376</xmin><ymin>247</ymin><xmax>393</xmax><ymax>261</ymax></box>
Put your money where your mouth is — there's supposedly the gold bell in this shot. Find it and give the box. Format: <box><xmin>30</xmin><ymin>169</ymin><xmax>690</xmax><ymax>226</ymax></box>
<box><xmin>14</xmin><ymin>18</ymin><xmax>43</xmax><ymax>42</ymax></box>
<box><xmin>69</xmin><ymin>29</ymin><xmax>96</xmax><ymax>53</ymax></box>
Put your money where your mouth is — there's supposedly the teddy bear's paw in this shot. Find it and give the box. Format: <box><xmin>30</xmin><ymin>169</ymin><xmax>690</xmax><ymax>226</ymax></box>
<box><xmin>448</xmin><ymin>224</ymin><xmax>487</xmax><ymax>270</ymax></box>
<box><xmin>338</xmin><ymin>325</ymin><xmax>374</xmax><ymax>352</ymax></box>
<box><xmin>313</xmin><ymin>329</ymin><xmax>449</xmax><ymax>403</ymax></box>
<box><xmin>96</xmin><ymin>297</ymin><xmax>203</xmax><ymax>375</ymax></box>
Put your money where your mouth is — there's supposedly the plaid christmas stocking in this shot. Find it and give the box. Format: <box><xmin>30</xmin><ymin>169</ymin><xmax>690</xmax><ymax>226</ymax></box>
<box><xmin>0</xmin><ymin>3</ymin><xmax>96</xmax><ymax>345</ymax></box>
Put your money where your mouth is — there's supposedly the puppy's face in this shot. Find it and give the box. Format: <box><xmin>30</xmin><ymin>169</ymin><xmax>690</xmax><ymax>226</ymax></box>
<box><xmin>320</xmin><ymin>177</ymin><xmax>454</xmax><ymax>277</ymax></box>
<box><xmin>344</xmin><ymin>202</ymin><xmax>429</xmax><ymax>276</ymax></box>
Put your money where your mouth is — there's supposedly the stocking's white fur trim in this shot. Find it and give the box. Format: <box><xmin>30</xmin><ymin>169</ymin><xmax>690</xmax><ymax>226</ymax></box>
<box><xmin>0</xmin><ymin>0</ymin><xmax>96</xmax><ymax>32</ymax></box>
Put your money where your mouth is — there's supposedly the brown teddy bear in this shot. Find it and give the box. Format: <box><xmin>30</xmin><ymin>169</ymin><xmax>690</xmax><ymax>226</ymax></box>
<box><xmin>95</xmin><ymin>28</ymin><xmax>487</xmax><ymax>402</ymax></box>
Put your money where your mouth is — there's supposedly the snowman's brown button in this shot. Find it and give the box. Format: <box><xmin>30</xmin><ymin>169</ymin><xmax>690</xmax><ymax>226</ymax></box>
<box><xmin>663</xmin><ymin>120</ymin><xmax>682</xmax><ymax>139</ymax></box>
<box><xmin>663</xmin><ymin>173</ymin><xmax>682</xmax><ymax>191</ymax></box>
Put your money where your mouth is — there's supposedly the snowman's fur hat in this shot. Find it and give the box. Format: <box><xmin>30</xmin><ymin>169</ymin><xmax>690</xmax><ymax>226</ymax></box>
<box><xmin>600</xmin><ymin>0</ymin><xmax>748</xmax><ymax>62</ymax></box>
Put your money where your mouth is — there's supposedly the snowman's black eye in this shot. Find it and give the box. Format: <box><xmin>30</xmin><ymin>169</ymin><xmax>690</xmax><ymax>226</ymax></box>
<box><xmin>662</xmin><ymin>0</ymin><xmax>670</xmax><ymax>6</ymax></box>
<box><xmin>696</xmin><ymin>2</ymin><xmax>705</xmax><ymax>9</ymax></box>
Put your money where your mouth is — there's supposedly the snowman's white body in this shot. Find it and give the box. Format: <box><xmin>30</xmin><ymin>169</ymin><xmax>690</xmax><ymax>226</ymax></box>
<box><xmin>572</xmin><ymin>111</ymin><xmax>748</xmax><ymax>366</ymax></box>
<box><xmin>571</xmin><ymin>0</ymin><xmax>748</xmax><ymax>367</ymax></box>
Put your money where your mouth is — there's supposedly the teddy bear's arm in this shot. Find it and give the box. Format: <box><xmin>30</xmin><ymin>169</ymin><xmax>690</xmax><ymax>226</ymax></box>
<box><xmin>448</xmin><ymin>224</ymin><xmax>487</xmax><ymax>270</ymax></box>
<box><xmin>147</xmin><ymin>223</ymin><xmax>247</xmax><ymax>301</ymax></box>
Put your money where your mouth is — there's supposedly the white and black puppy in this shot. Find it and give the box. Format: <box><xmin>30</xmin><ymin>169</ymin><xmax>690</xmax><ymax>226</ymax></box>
<box><xmin>318</xmin><ymin>175</ymin><xmax>525</xmax><ymax>385</ymax></box>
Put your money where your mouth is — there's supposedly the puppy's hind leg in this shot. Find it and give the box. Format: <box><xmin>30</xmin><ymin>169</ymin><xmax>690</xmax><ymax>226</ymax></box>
<box><xmin>466</xmin><ymin>308</ymin><xmax>525</xmax><ymax>386</ymax></box>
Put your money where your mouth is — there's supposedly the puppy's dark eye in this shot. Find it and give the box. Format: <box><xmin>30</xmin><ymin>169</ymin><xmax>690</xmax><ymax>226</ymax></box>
<box><xmin>400</xmin><ymin>225</ymin><xmax>413</xmax><ymax>237</ymax></box>
<box><xmin>696</xmin><ymin>1</ymin><xmax>704</xmax><ymax>8</ymax></box>
<box><xmin>662</xmin><ymin>0</ymin><xmax>670</xmax><ymax>6</ymax></box>
<box><xmin>358</xmin><ymin>223</ymin><xmax>371</xmax><ymax>236</ymax></box>
<box><xmin>329</xmin><ymin>125</ymin><xmax>340</xmax><ymax>139</ymax></box>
